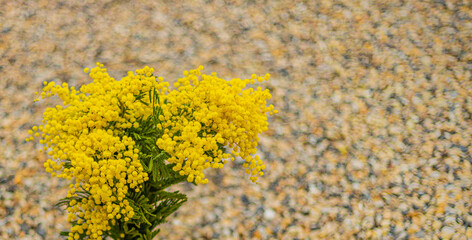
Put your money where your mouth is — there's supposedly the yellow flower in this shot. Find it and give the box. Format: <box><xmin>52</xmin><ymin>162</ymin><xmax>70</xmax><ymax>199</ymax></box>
<box><xmin>155</xmin><ymin>66</ymin><xmax>276</xmax><ymax>184</ymax></box>
<box><xmin>32</xmin><ymin>63</ymin><xmax>277</xmax><ymax>239</ymax></box>
<box><xmin>33</xmin><ymin>64</ymin><xmax>168</xmax><ymax>239</ymax></box>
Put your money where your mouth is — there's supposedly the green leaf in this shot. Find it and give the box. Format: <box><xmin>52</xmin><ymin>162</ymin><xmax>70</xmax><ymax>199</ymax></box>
<box><xmin>148</xmin><ymin>158</ymin><xmax>154</xmax><ymax>173</ymax></box>
<box><xmin>148</xmin><ymin>175</ymin><xmax>186</xmax><ymax>192</ymax></box>
<box><xmin>151</xmin><ymin>229</ymin><xmax>160</xmax><ymax>239</ymax></box>
<box><xmin>138</xmin><ymin>99</ymin><xmax>149</xmax><ymax>106</ymax></box>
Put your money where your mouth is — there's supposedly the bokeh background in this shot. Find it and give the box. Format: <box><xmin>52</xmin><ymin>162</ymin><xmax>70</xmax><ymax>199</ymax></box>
<box><xmin>1</xmin><ymin>0</ymin><xmax>472</xmax><ymax>239</ymax></box>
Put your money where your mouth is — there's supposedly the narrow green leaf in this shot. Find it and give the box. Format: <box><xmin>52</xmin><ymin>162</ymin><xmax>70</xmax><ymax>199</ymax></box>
<box><xmin>148</xmin><ymin>158</ymin><xmax>154</xmax><ymax>173</ymax></box>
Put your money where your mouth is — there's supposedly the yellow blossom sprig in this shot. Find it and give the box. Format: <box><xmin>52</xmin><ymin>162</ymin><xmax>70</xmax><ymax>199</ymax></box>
<box><xmin>28</xmin><ymin>63</ymin><xmax>277</xmax><ymax>240</ymax></box>
<box><xmin>157</xmin><ymin>66</ymin><xmax>277</xmax><ymax>184</ymax></box>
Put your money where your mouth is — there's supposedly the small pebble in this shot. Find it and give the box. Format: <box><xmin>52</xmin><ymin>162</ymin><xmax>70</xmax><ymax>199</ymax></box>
<box><xmin>440</xmin><ymin>226</ymin><xmax>455</xmax><ymax>239</ymax></box>
<box><xmin>264</xmin><ymin>208</ymin><xmax>276</xmax><ymax>220</ymax></box>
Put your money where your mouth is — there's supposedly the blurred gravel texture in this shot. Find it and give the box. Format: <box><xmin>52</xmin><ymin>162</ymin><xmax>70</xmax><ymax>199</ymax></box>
<box><xmin>1</xmin><ymin>0</ymin><xmax>472</xmax><ymax>239</ymax></box>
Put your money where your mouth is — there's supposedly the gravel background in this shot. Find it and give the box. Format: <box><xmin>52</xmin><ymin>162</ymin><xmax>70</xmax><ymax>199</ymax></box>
<box><xmin>1</xmin><ymin>0</ymin><xmax>472</xmax><ymax>239</ymax></box>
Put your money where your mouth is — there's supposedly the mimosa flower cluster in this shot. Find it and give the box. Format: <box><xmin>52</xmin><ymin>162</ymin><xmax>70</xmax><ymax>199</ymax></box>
<box><xmin>28</xmin><ymin>63</ymin><xmax>277</xmax><ymax>240</ymax></box>
<box><xmin>158</xmin><ymin>67</ymin><xmax>275</xmax><ymax>184</ymax></box>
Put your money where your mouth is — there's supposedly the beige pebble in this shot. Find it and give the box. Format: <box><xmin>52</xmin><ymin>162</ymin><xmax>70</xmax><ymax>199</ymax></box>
<box><xmin>440</xmin><ymin>226</ymin><xmax>455</xmax><ymax>239</ymax></box>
